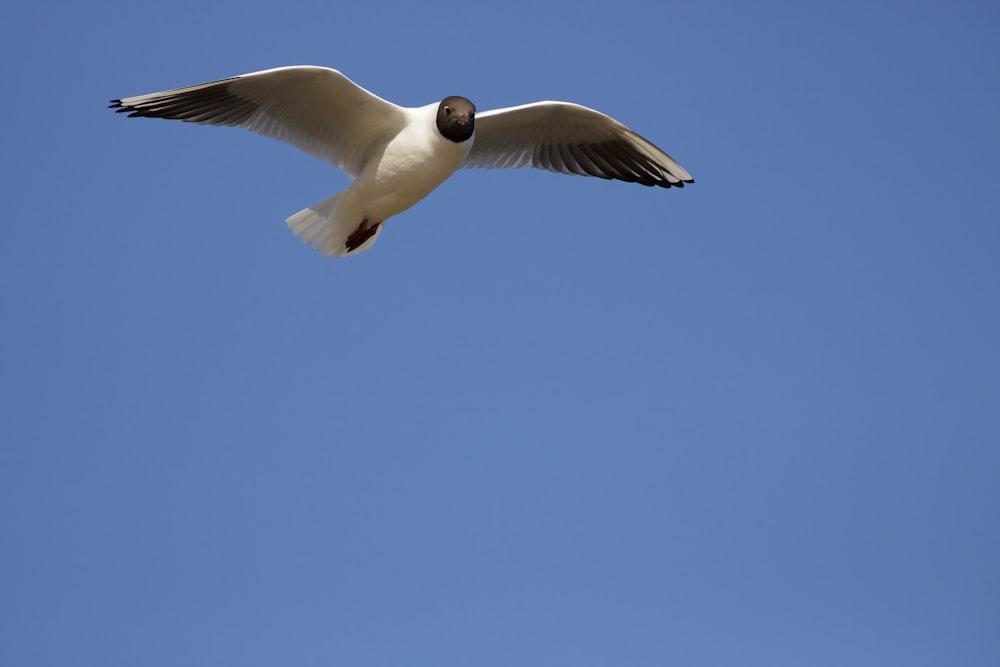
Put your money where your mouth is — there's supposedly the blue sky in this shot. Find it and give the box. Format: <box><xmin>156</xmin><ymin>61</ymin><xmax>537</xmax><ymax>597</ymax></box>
<box><xmin>2</xmin><ymin>1</ymin><xmax>998</xmax><ymax>665</ymax></box>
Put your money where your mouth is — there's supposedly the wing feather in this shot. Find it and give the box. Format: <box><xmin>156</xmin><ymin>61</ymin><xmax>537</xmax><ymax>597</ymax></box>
<box><xmin>110</xmin><ymin>66</ymin><xmax>407</xmax><ymax>177</ymax></box>
<box><xmin>465</xmin><ymin>101</ymin><xmax>693</xmax><ymax>187</ymax></box>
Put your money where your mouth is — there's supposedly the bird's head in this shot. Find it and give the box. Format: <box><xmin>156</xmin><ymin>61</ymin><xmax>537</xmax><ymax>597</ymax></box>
<box><xmin>436</xmin><ymin>96</ymin><xmax>476</xmax><ymax>143</ymax></box>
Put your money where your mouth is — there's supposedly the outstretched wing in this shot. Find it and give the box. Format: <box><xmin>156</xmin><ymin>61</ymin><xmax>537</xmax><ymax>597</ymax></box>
<box><xmin>110</xmin><ymin>66</ymin><xmax>407</xmax><ymax>177</ymax></box>
<box><xmin>464</xmin><ymin>101</ymin><xmax>693</xmax><ymax>187</ymax></box>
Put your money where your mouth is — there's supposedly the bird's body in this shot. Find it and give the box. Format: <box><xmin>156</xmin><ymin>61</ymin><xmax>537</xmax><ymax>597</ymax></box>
<box><xmin>288</xmin><ymin>102</ymin><xmax>475</xmax><ymax>254</ymax></box>
<box><xmin>111</xmin><ymin>66</ymin><xmax>692</xmax><ymax>257</ymax></box>
<box><xmin>353</xmin><ymin>103</ymin><xmax>473</xmax><ymax>223</ymax></box>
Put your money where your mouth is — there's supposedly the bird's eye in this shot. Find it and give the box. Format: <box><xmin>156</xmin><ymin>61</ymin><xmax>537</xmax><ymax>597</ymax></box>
<box><xmin>444</xmin><ymin>106</ymin><xmax>452</xmax><ymax>115</ymax></box>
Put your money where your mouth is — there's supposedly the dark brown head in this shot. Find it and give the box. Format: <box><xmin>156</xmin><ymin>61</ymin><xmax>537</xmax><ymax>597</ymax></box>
<box><xmin>436</xmin><ymin>96</ymin><xmax>475</xmax><ymax>143</ymax></box>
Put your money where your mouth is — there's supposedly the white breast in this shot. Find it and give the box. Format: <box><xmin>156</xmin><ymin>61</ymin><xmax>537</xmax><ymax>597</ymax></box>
<box><xmin>350</xmin><ymin>104</ymin><xmax>474</xmax><ymax>222</ymax></box>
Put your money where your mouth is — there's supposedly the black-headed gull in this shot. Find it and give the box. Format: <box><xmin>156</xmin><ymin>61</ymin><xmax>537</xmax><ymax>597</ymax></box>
<box><xmin>111</xmin><ymin>66</ymin><xmax>694</xmax><ymax>258</ymax></box>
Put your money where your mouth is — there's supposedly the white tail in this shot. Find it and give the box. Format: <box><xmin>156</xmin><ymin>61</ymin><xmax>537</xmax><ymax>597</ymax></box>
<box><xmin>285</xmin><ymin>190</ymin><xmax>384</xmax><ymax>257</ymax></box>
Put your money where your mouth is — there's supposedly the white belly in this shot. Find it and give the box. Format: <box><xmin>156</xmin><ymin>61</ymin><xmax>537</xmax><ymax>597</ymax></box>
<box><xmin>348</xmin><ymin>106</ymin><xmax>473</xmax><ymax>222</ymax></box>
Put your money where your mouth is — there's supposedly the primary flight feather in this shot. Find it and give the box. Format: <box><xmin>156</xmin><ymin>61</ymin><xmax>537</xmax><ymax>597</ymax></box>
<box><xmin>110</xmin><ymin>66</ymin><xmax>693</xmax><ymax>257</ymax></box>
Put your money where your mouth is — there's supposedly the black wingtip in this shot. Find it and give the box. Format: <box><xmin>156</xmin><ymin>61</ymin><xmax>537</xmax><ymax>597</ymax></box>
<box><xmin>109</xmin><ymin>100</ymin><xmax>145</xmax><ymax>117</ymax></box>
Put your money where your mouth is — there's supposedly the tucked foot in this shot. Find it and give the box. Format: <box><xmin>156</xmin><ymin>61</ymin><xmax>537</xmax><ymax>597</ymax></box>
<box><xmin>345</xmin><ymin>218</ymin><xmax>382</xmax><ymax>252</ymax></box>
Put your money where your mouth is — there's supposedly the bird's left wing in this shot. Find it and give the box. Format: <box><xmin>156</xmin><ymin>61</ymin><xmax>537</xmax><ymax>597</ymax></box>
<box><xmin>110</xmin><ymin>66</ymin><xmax>407</xmax><ymax>177</ymax></box>
<box><xmin>464</xmin><ymin>101</ymin><xmax>693</xmax><ymax>187</ymax></box>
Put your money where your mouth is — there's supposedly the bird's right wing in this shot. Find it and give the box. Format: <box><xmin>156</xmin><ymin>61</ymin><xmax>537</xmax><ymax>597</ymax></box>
<box><xmin>110</xmin><ymin>66</ymin><xmax>407</xmax><ymax>177</ymax></box>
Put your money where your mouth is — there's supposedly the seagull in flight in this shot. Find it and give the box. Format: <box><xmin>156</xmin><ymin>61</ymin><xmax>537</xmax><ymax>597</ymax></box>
<box><xmin>110</xmin><ymin>66</ymin><xmax>693</xmax><ymax>258</ymax></box>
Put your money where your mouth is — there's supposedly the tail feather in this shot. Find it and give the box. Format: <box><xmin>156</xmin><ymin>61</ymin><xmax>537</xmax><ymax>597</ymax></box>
<box><xmin>285</xmin><ymin>190</ymin><xmax>383</xmax><ymax>257</ymax></box>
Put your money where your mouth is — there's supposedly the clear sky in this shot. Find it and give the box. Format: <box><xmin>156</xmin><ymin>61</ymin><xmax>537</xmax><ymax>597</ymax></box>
<box><xmin>2</xmin><ymin>1</ymin><xmax>998</xmax><ymax>665</ymax></box>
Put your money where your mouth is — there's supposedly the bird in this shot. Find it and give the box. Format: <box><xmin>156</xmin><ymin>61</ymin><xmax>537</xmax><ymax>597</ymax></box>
<box><xmin>110</xmin><ymin>66</ymin><xmax>693</xmax><ymax>258</ymax></box>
